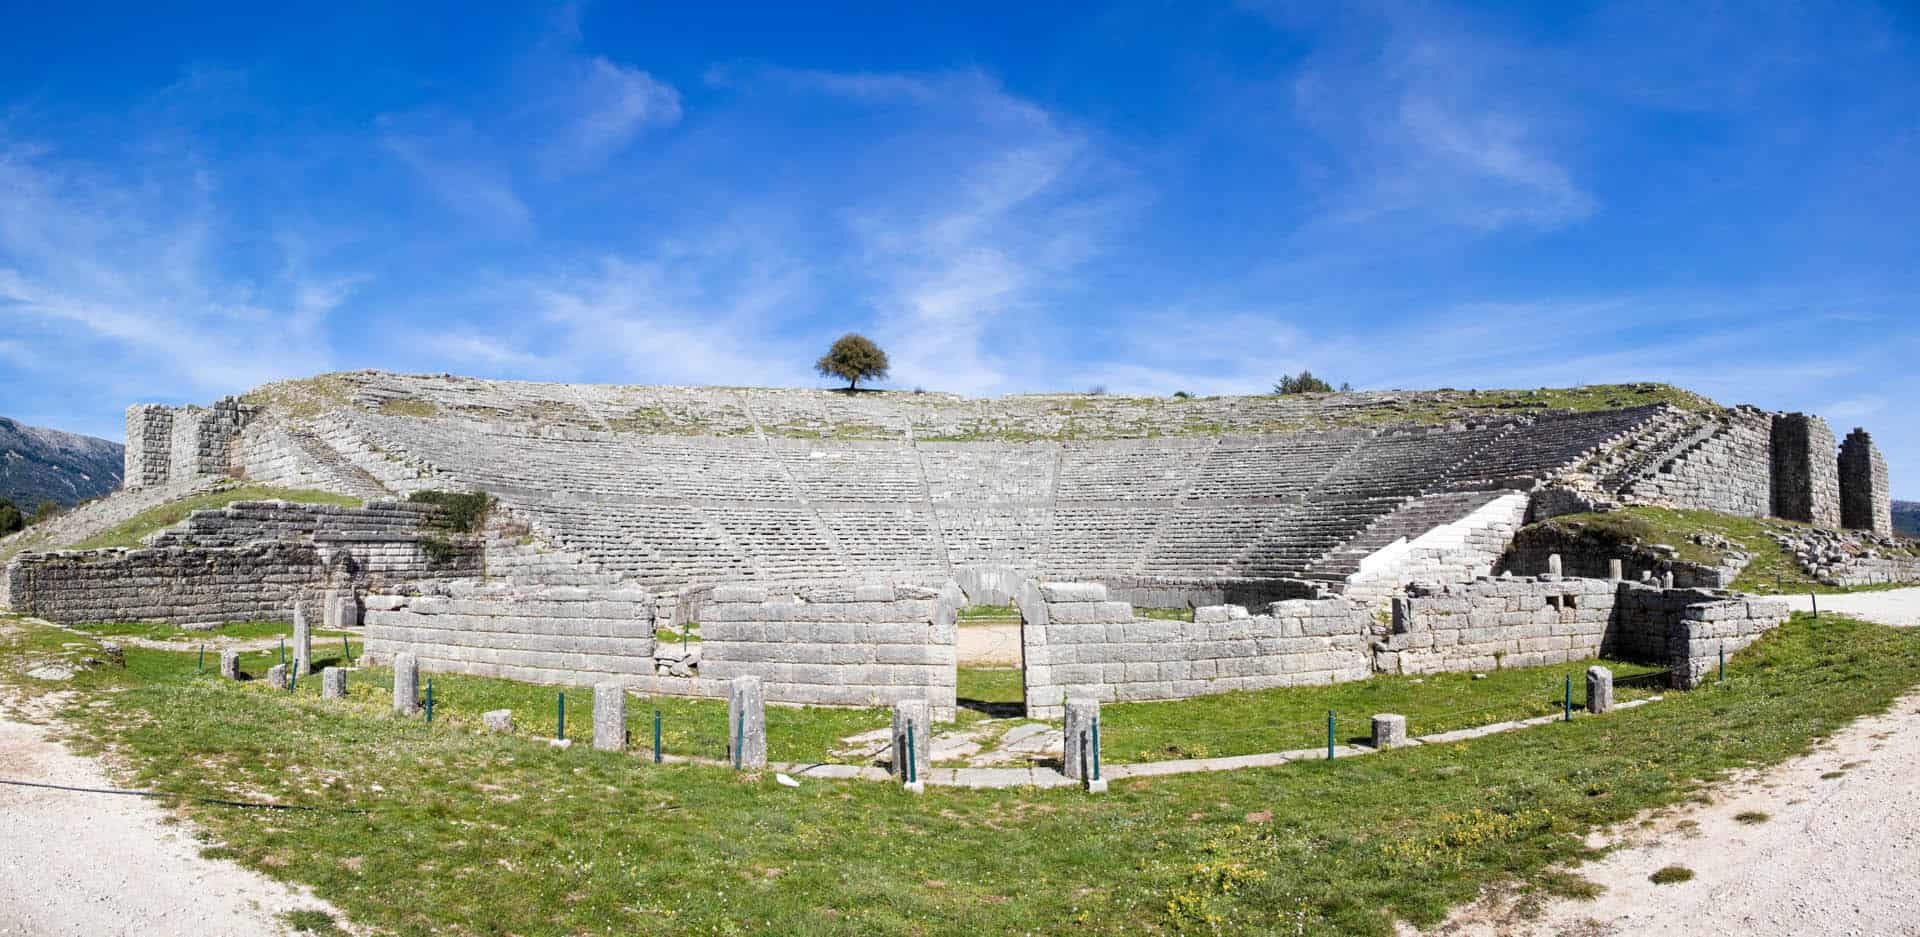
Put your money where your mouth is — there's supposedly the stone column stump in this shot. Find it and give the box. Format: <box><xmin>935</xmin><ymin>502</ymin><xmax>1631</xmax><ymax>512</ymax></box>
<box><xmin>1063</xmin><ymin>698</ymin><xmax>1106</xmax><ymax>792</ymax></box>
<box><xmin>266</xmin><ymin>663</ymin><xmax>289</xmax><ymax>691</ymax></box>
<box><xmin>891</xmin><ymin>699</ymin><xmax>932</xmax><ymax>792</ymax></box>
<box><xmin>1608</xmin><ymin>559</ymin><xmax>1624</xmax><ymax>582</ymax></box>
<box><xmin>394</xmin><ymin>652</ymin><xmax>420</xmax><ymax>716</ymax></box>
<box><xmin>1587</xmin><ymin>666</ymin><xmax>1614</xmax><ymax>715</ymax></box>
<box><xmin>1371</xmin><ymin>713</ymin><xmax>1408</xmax><ymax>749</ymax></box>
<box><xmin>292</xmin><ymin>598</ymin><xmax>314</xmax><ymax>675</ymax></box>
<box><xmin>219</xmin><ymin>649</ymin><xmax>241</xmax><ymax>681</ymax></box>
<box><xmin>321</xmin><ymin>667</ymin><xmax>347</xmax><ymax>700</ymax></box>
<box><xmin>593</xmin><ymin>682</ymin><xmax>628</xmax><ymax>752</ymax></box>
<box><xmin>727</xmin><ymin>676</ymin><xmax>766</xmax><ymax>770</ymax></box>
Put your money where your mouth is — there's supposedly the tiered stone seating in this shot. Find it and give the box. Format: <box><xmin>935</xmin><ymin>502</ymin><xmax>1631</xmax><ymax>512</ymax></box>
<box><xmin>1185</xmin><ymin>432</ymin><xmax>1366</xmax><ymax>500</ymax></box>
<box><xmin>233</xmin><ymin>375</ymin><xmax>1683</xmax><ymax>592</ymax></box>
<box><xmin>1055</xmin><ymin>440</ymin><xmax>1212</xmax><ymax>501</ymax></box>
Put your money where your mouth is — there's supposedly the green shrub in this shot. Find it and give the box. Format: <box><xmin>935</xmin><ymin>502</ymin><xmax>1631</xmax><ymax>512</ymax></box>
<box><xmin>0</xmin><ymin>499</ymin><xmax>22</xmax><ymax>536</ymax></box>
<box><xmin>407</xmin><ymin>490</ymin><xmax>492</xmax><ymax>533</ymax></box>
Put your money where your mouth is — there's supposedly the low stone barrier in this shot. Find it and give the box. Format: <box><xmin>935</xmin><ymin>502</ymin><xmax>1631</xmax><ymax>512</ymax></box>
<box><xmin>361</xmin><ymin>582</ymin><xmax>656</xmax><ymax>687</ymax></box>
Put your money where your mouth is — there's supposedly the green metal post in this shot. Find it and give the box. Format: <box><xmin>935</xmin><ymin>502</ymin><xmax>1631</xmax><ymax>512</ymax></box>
<box><xmin>197</xmin><ymin>645</ymin><xmax>205</xmax><ymax>674</ymax></box>
<box><xmin>1719</xmin><ymin>644</ymin><xmax>1726</xmax><ymax>682</ymax></box>
<box><xmin>907</xmin><ymin>722</ymin><xmax>917</xmax><ymax>784</ymax></box>
<box><xmin>735</xmin><ymin>712</ymin><xmax>745</xmax><ymax>770</ymax></box>
<box><xmin>289</xmin><ymin>669</ymin><xmax>297</xmax><ymax>692</ymax></box>
<box><xmin>1326</xmin><ymin>710</ymin><xmax>1335</xmax><ymax>760</ymax></box>
<box><xmin>653</xmin><ymin>709</ymin><xmax>662</xmax><ymax>764</ymax></box>
<box><xmin>279</xmin><ymin>637</ymin><xmax>286</xmax><ymax>666</ymax></box>
<box><xmin>1091</xmin><ymin>716</ymin><xmax>1101</xmax><ymax>782</ymax></box>
<box><xmin>1811</xmin><ymin>592</ymin><xmax>1819</xmax><ymax>621</ymax></box>
<box><xmin>1564</xmin><ymin>675</ymin><xmax>1572</xmax><ymax>722</ymax></box>
<box><xmin>425</xmin><ymin>680</ymin><xmax>435</xmax><ymax>723</ymax></box>
<box><xmin>557</xmin><ymin>692</ymin><xmax>566</xmax><ymax>741</ymax></box>
<box><xmin>342</xmin><ymin>635</ymin><xmax>351</xmax><ymax>666</ymax></box>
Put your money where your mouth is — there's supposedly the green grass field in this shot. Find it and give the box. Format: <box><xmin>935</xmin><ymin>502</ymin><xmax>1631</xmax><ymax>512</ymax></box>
<box><xmin>2</xmin><ymin>612</ymin><xmax>1915</xmax><ymax>936</ymax></box>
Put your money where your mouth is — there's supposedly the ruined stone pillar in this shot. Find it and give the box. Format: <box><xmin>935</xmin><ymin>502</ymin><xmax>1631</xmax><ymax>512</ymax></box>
<box><xmin>891</xmin><ymin>700</ymin><xmax>931</xmax><ymax>790</ymax></box>
<box><xmin>219</xmin><ymin>648</ymin><xmax>241</xmax><ymax>681</ymax></box>
<box><xmin>1371</xmin><ymin>713</ymin><xmax>1408</xmax><ymax>748</ymax></box>
<box><xmin>324</xmin><ymin>589</ymin><xmax>361</xmax><ymax>630</ymax></box>
<box><xmin>1839</xmin><ymin>428</ymin><xmax>1893</xmax><ymax>535</ymax></box>
<box><xmin>1586</xmin><ymin>666</ymin><xmax>1614</xmax><ymax>714</ymax></box>
<box><xmin>292</xmin><ymin>597</ymin><xmax>314</xmax><ymax>675</ymax></box>
<box><xmin>1771</xmin><ymin>413</ymin><xmax>1841</xmax><ymax>527</ymax></box>
<box><xmin>1063</xmin><ymin>698</ymin><xmax>1104</xmax><ymax>791</ymax></box>
<box><xmin>727</xmin><ymin>676</ymin><xmax>766</xmax><ymax>769</ymax></box>
<box><xmin>1546</xmin><ymin>553</ymin><xmax>1563</xmax><ymax>577</ymax></box>
<box><xmin>593</xmin><ymin>682</ymin><xmax>627</xmax><ymax>752</ymax></box>
<box><xmin>1661</xmin><ymin>571</ymin><xmax>1676</xmax><ymax>590</ymax></box>
<box><xmin>1608</xmin><ymin>559</ymin><xmax>1624</xmax><ymax>582</ymax></box>
<box><xmin>322</xmin><ymin>667</ymin><xmax>347</xmax><ymax>700</ymax></box>
<box><xmin>266</xmin><ymin>663</ymin><xmax>289</xmax><ymax>690</ymax></box>
<box><xmin>393</xmin><ymin>652</ymin><xmax>420</xmax><ymax>715</ymax></box>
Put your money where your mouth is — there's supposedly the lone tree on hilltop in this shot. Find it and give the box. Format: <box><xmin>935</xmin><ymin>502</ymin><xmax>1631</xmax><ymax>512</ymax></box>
<box><xmin>816</xmin><ymin>333</ymin><xmax>890</xmax><ymax>390</ymax></box>
<box><xmin>1273</xmin><ymin>371</ymin><xmax>1352</xmax><ymax>395</ymax></box>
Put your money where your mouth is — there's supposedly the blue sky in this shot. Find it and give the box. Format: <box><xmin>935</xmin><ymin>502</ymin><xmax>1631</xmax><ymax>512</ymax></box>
<box><xmin>1</xmin><ymin>1</ymin><xmax>1916</xmax><ymax>495</ymax></box>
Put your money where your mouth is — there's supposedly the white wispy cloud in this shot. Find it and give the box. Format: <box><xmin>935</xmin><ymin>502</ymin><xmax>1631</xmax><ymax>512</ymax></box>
<box><xmin>1283</xmin><ymin>7</ymin><xmax>1595</xmax><ymax>234</ymax></box>
<box><xmin>539</xmin><ymin>56</ymin><xmax>681</xmax><ymax>175</ymax></box>
<box><xmin>0</xmin><ymin>131</ymin><xmax>346</xmax><ymax>415</ymax></box>
<box><xmin>378</xmin><ymin>115</ymin><xmax>534</xmax><ymax>237</ymax></box>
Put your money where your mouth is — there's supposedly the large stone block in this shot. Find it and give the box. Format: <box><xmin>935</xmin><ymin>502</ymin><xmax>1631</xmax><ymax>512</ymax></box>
<box><xmin>726</xmin><ymin>676</ymin><xmax>767</xmax><ymax>769</ymax></box>
<box><xmin>593</xmin><ymin>682</ymin><xmax>627</xmax><ymax>751</ymax></box>
<box><xmin>1062</xmin><ymin>697</ymin><xmax>1102</xmax><ymax>783</ymax></box>
<box><xmin>394</xmin><ymin>651</ymin><xmax>420</xmax><ymax>715</ymax></box>
<box><xmin>891</xmin><ymin>699</ymin><xmax>931</xmax><ymax>786</ymax></box>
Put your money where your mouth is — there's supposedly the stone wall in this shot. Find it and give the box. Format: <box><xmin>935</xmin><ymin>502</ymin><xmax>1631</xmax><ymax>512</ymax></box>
<box><xmin>1342</xmin><ymin>492</ymin><xmax>1530</xmax><ymax>604</ymax></box>
<box><xmin>694</xmin><ymin>582</ymin><xmax>960</xmax><ymax>716</ymax></box>
<box><xmin>1839</xmin><ymin>428</ymin><xmax>1893</xmax><ymax>535</ymax></box>
<box><xmin>1771</xmin><ymin>413</ymin><xmax>1842</xmax><ymax>528</ymax></box>
<box><xmin>5</xmin><ymin>501</ymin><xmax>478</xmax><ymax>625</ymax></box>
<box><xmin>1621</xmin><ymin>406</ymin><xmax>1774</xmax><ymax>518</ymax></box>
<box><xmin>124</xmin><ymin>399</ymin><xmax>258</xmax><ymax>490</ymax></box>
<box><xmin>1378</xmin><ymin>575</ymin><xmax>1788</xmax><ymax>689</ymax></box>
<box><xmin>1017</xmin><ymin>580</ymin><xmax>1374</xmax><ymax>717</ymax></box>
<box><xmin>361</xmin><ymin>582</ymin><xmax>657</xmax><ymax>686</ymax></box>
<box><xmin>8</xmin><ymin>541</ymin><xmax>323</xmax><ymax>625</ymax></box>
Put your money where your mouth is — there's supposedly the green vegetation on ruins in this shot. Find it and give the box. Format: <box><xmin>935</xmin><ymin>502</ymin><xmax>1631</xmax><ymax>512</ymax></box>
<box><xmin>2</xmin><ymin>611</ymin><xmax>1914</xmax><ymax>935</ymax></box>
<box><xmin>1525</xmin><ymin>505</ymin><xmax>1920</xmax><ymax>595</ymax></box>
<box><xmin>70</xmin><ymin>619</ymin><xmax>355</xmax><ymax>643</ymax></box>
<box><xmin>65</xmin><ymin>485</ymin><xmax>364</xmax><ymax>552</ymax></box>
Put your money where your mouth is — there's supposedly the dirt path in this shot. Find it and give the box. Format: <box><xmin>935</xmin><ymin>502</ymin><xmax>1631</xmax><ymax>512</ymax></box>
<box><xmin>1422</xmin><ymin>690</ymin><xmax>1920</xmax><ymax>936</ymax></box>
<box><xmin>0</xmin><ymin>687</ymin><xmax>345</xmax><ymax>935</ymax></box>
<box><xmin>1784</xmin><ymin>587</ymin><xmax>1920</xmax><ymax>627</ymax></box>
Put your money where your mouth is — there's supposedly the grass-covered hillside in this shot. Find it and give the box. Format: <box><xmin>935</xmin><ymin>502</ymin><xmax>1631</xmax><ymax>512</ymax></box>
<box><xmin>1521</xmin><ymin>505</ymin><xmax>1919</xmax><ymax>594</ymax></box>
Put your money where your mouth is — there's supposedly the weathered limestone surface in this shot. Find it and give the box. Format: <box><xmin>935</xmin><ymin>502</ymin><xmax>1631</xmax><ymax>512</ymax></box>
<box><xmin>1019</xmin><ymin>579</ymin><xmax>1373</xmax><ymax>717</ymax></box>
<box><xmin>219</xmin><ymin>648</ymin><xmax>240</xmax><ymax>680</ymax></box>
<box><xmin>695</xmin><ymin>582</ymin><xmax>959</xmax><ymax>717</ymax></box>
<box><xmin>482</xmin><ymin>709</ymin><xmax>514</xmax><ymax>733</ymax></box>
<box><xmin>1062</xmin><ymin>698</ymin><xmax>1101</xmax><ymax>781</ymax></box>
<box><xmin>1839</xmin><ymin>429</ymin><xmax>1894</xmax><ymax>536</ymax></box>
<box><xmin>1371</xmin><ymin>714</ymin><xmax>1408</xmax><ymax>749</ymax></box>
<box><xmin>1586</xmin><ymin>666</ymin><xmax>1613</xmax><ymax>714</ymax></box>
<box><xmin>592</xmin><ymin>682</ymin><xmax>627</xmax><ymax>752</ymax></box>
<box><xmin>393</xmin><ymin>652</ymin><xmax>420</xmax><ymax>715</ymax></box>
<box><xmin>321</xmin><ymin>666</ymin><xmax>347</xmax><ymax>700</ymax></box>
<box><xmin>727</xmin><ymin>676</ymin><xmax>767</xmax><ymax>769</ymax></box>
<box><xmin>1618</xmin><ymin>406</ymin><xmax>1775</xmax><ymax>518</ymax></box>
<box><xmin>293</xmin><ymin>599</ymin><xmax>314</xmax><ymax>675</ymax></box>
<box><xmin>8</xmin><ymin>500</ymin><xmax>478</xmax><ymax>626</ymax></box>
<box><xmin>890</xmin><ymin>699</ymin><xmax>932</xmax><ymax>783</ymax></box>
<box><xmin>266</xmin><ymin>664</ymin><xmax>288</xmax><ymax>690</ymax></box>
<box><xmin>1772</xmin><ymin>413</ymin><xmax>1842</xmax><ymax>528</ymax></box>
<box><xmin>360</xmin><ymin>583</ymin><xmax>656</xmax><ymax>688</ymax></box>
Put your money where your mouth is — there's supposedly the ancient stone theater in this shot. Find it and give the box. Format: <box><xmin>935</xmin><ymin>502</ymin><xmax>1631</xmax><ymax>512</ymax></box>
<box><xmin>1</xmin><ymin>372</ymin><xmax>1905</xmax><ymax>716</ymax></box>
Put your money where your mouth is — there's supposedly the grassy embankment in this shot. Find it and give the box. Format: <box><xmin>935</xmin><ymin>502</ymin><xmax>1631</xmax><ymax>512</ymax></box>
<box><xmin>2</xmin><ymin>610</ymin><xmax>1914</xmax><ymax>936</ymax></box>
<box><xmin>66</xmin><ymin>485</ymin><xmax>363</xmax><ymax>552</ymax></box>
<box><xmin>1529</xmin><ymin>505</ymin><xmax>1919</xmax><ymax>595</ymax></box>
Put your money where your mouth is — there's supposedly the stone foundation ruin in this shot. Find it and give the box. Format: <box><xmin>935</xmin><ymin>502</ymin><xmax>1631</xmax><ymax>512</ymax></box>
<box><xmin>0</xmin><ymin>371</ymin><xmax>1899</xmax><ymax>716</ymax></box>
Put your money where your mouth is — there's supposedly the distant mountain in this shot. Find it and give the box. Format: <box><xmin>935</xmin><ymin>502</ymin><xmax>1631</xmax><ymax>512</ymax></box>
<box><xmin>0</xmin><ymin>417</ymin><xmax>123</xmax><ymax>510</ymax></box>
<box><xmin>1896</xmin><ymin>501</ymin><xmax>1920</xmax><ymax>539</ymax></box>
